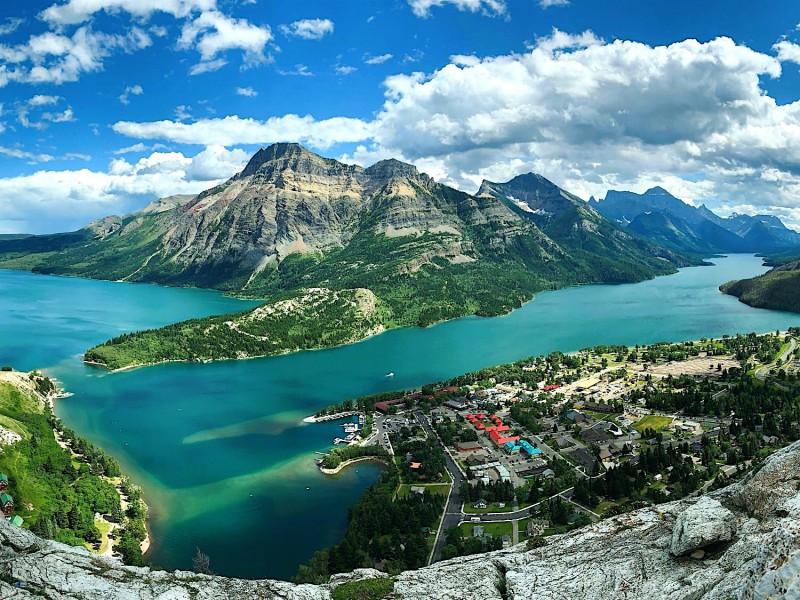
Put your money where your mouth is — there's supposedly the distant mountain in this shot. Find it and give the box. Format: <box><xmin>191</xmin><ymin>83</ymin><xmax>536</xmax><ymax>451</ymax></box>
<box><xmin>476</xmin><ymin>174</ymin><xmax>684</xmax><ymax>281</ymax></box>
<box><xmin>591</xmin><ymin>188</ymin><xmax>800</xmax><ymax>254</ymax></box>
<box><xmin>721</xmin><ymin>260</ymin><xmax>800</xmax><ymax>313</ymax></box>
<box><xmin>0</xmin><ymin>144</ymin><xmax>698</xmax><ymax>368</ymax></box>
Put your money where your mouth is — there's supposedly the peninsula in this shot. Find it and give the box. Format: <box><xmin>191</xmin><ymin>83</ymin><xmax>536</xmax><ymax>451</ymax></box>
<box><xmin>0</xmin><ymin>144</ymin><xmax>698</xmax><ymax>371</ymax></box>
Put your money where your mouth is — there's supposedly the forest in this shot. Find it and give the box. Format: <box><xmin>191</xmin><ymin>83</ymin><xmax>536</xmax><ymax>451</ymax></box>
<box><xmin>295</xmin><ymin>465</ymin><xmax>444</xmax><ymax>584</ymax></box>
<box><xmin>0</xmin><ymin>374</ymin><xmax>133</xmax><ymax>553</ymax></box>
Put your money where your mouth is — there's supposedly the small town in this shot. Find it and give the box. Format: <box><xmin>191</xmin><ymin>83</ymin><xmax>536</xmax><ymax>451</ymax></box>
<box><xmin>312</xmin><ymin>328</ymin><xmax>800</xmax><ymax>568</ymax></box>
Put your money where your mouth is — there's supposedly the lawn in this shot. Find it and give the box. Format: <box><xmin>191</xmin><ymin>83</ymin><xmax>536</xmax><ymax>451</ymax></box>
<box><xmin>632</xmin><ymin>415</ymin><xmax>673</xmax><ymax>434</ymax></box>
<box><xmin>87</xmin><ymin>519</ymin><xmax>112</xmax><ymax>555</ymax></box>
<box><xmin>396</xmin><ymin>483</ymin><xmax>451</xmax><ymax>498</ymax></box>
<box><xmin>459</xmin><ymin>520</ymin><xmax>513</xmax><ymax>538</ymax></box>
<box><xmin>463</xmin><ymin>501</ymin><xmax>515</xmax><ymax>514</ymax></box>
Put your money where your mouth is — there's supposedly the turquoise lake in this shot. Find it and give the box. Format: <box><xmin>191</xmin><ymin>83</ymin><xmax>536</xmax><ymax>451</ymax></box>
<box><xmin>1</xmin><ymin>254</ymin><xmax>799</xmax><ymax>579</ymax></box>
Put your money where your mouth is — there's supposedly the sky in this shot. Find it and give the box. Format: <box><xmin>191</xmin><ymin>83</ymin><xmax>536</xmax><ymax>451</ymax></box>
<box><xmin>3</xmin><ymin>1</ymin><xmax>800</xmax><ymax>233</ymax></box>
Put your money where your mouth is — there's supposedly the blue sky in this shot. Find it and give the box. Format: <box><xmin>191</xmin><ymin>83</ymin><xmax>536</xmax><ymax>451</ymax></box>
<box><xmin>2</xmin><ymin>0</ymin><xmax>800</xmax><ymax>233</ymax></box>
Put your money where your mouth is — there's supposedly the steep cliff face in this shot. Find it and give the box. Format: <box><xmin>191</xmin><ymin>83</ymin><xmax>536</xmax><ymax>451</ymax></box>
<box><xmin>3</xmin><ymin>441</ymin><xmax>799</xmax><ymax>599</ymax></box>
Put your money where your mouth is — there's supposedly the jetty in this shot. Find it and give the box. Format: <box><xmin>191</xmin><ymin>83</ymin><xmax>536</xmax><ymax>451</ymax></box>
<box><xmin>303</xmin><ymin>410</ymin><xmax>360</xmax><ymax>424</ymax></box>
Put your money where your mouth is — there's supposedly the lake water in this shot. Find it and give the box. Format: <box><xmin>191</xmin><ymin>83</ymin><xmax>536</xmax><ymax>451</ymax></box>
<box><xmin>1</xmin><ymin>254</ymin><xmax>798</xmax><ymax>579</ymax></box>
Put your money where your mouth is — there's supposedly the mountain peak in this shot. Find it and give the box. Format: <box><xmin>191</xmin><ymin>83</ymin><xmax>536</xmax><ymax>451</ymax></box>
<box><xmin>365</xmin><ymin>158</ymin><xmax>420</xmax><ymax>180</ymax></box>
<box><xmin>238</xmin><ymin>143</ymin><xmax>321</xmax><ymax>178</ymax></box>
<box><xmin>644</xmin><ymin>186</ymin><xmax>673</xmax><ymax>196</ymax></box>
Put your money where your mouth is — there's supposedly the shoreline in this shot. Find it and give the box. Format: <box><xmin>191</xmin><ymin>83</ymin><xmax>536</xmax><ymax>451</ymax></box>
<box><xmin>47</xmin><ymin>380</ymin><xmax>153</xmax><ymax>558</ymax></box>
<box><xmin>79</xmin><ymin>255</ymin><xmax>758</xmax><ymax>375</ymax></box>
<box><xmin>318</xmin><ymin>456</ymin><xmax>391</xmax><ymax>475</ymax></box>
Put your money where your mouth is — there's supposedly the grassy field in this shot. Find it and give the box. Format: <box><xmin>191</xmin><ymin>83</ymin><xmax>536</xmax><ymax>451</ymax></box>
<box><xmin>459</xmin><ymin>520</ymin><xmax>513</xmax><ymax>538</ymax></box>
<box><xmin>395</xmin><ymin>483</ymin><xmax>451</xmax><ymax>498</ymax></box>
<box><xmin>463</xmin><ymin>501</ymin><xmax>515</xmax><ymax>514</ymax></box>
<box><xmin>633</xmin><ymin>415</ymin><xmax>673</xmax><ymax>434</ymax></box>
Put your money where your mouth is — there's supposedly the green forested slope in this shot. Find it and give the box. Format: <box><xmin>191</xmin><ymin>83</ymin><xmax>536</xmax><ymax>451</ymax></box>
<box><xmin>721</xmin><ymin>260</ymin><xmax>800</xmax><ymax>313</ymax></box>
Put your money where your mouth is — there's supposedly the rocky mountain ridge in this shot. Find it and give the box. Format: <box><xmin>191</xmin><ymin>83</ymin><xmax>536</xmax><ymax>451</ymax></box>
<box><xmin>0</xmin><ymin>143</ymin><xmax>690</xmax><ymax>332</ymax></box>
<box><xmin>591</xmin><ymin>187</ymin><xmax>800</xmax><ymax>254</ymax></box>
<box><xmin>2</xmin><ymin>439</ymin><xmax>799</xmax><ymax>599</ymax></box>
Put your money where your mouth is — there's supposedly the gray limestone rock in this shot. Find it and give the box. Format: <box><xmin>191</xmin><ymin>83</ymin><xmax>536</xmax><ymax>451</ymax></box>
<box><xmin>670</xmin><ymin>497</ymin><xmax>737</xmax><ymax>556</ymax></box>
<box><xmin>2</xmin><ymin>441</ymin><xmax>800</xmax><ymax>599</ymax></box>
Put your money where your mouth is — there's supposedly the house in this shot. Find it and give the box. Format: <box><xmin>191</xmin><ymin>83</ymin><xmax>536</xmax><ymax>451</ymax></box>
<box><xmin>409</xmin><ymin>486</ymin><xmax>426</xmax><ymax>496</ymax></box>
<box><xmin>473</xmin><ymin>499</ymin><xmax>488</xmax><ymax>509</ymax></box>
<box><xmin>0</xmin><ymin>493</ymin><xmax>13</xmax><ymax>516</ymax></box>
<box><xmin>473</xmin><ymin>525</ymin><xmax>485</xmax><ymax>537</ymax></box>
<box><xmin>568</xmin><ymin>448</ymin><xmax>598</xmax><ymax>473</ymax></box>
<box><xmin>375</xmin><ymin>398</ymin><xmax>407</xmax><ymax>414</ymax></box>
<box><xmin>0</xmin><ymin>473</ymin><xmax>8</xmax><ymax>491</ymax></box>
<box><xmin>599</xmin><ymin>448</ymin><xmax>613</xmax><ymax>462</ymax></box>
<box><xmin>456</xmin><ymin>441</ymin><xmax>482</xmax><ymax>453</ymax></box>
<box><xmin>445</xmin><ymin>397</ymin><xmax>468</xmax><ymax>411</ymax></box>
<box><xmin>409</xmin><ymin>462</ymin><xmax>422</xmax><ymax>470</ymax></box>
<box><xmin>501</xmin><ymin>534</ymin><xmax>512</xmax><ymax>548</ymax></box>
<box><xmin>564</xmin><ymin>409</ymin><xmax>587</xmax><ymax>424</ymax></box>
<box><xmin>526</xmin><ymin>519</ymin><xmax>548</xmax><ymax>537</ymax></box>
<box><xmin>8</xmin><ymin>515</ymin><xmax>22</xmax><ymax>527</ymax></box>
<box><xmin>541</xmin><ymin>468</ymin><xmax>555</xmax><ymax>478</ymax></box>
<box><xmin>465</xmin><ymin>453</ymin><xmax>487</xmax><ymax>467</ymax></box>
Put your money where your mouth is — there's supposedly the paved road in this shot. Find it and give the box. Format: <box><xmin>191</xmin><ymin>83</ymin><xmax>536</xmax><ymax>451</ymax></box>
<box><xmin>415</xmin><ymin>410</ymin><xmax>467</xmax><ymax>564</ymax></box>
<box><xmin>755</xmin><ymin>337</ymin><xmax>796</xmax><ymax>381</ymax></box>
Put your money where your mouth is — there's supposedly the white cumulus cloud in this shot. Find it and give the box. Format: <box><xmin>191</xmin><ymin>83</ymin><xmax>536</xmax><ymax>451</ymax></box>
<box><xmin>0</xmin><ymin>146</ymin><xmax>250</xmax><ymax>234</ymax></box>
<box><xmin>279</xmin><ymin>18</ymin><xmax>334</xmax><ymax>40</ymax></box>
<box><xmin>112</xmin><ymin>114</ymin><xmax>375</xmax><ymax>149</ymax></box>
<box><xmin>407</xmin><ymin>0</ymin><xmax>506</xmax><ymax>18</ymax></box>
<box><xmin>39</xmin><ymin>0</ymin><xmax>216</xmax><ymax>26</ymax></box>
<box><xmin>179</xmin><ymin>10</ymin><xmax>272</xmax><ymax>73</ymax></box>
<box><xmin>118</xmin><ymin>84</ymin><xmax>144</xmax><ymax>104</ymax></box>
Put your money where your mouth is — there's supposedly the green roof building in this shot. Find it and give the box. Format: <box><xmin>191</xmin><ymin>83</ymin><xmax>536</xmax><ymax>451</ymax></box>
<box><xmin>9</xmin><ymin>515</ymin><xmax>22</xmax><ymax>527</ymax></box>
<box><xmin>1</xmin><ymin>493</ymin><xmax>13</xmax><ymax>505</ymax></box>
<box><xmin>0</xmin><ymin>473</ymin><xmax>8</xmax><ymax>482</ymax></box>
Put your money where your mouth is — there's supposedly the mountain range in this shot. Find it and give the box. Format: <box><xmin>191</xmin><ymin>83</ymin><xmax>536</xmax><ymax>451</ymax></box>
<box><xmin>0</xmin><ymin>144</ymin><xmax>688</xmax><ymax>321</ymax></box>
<box><xmin>5</xmin><ymin>142</ymin><xmax>797</xmax><ymax>367</ymax></box>
<box><xmin>590</xmin><ymin>187</ymin><xmax>800</xmax><ymax>254</ymax></box>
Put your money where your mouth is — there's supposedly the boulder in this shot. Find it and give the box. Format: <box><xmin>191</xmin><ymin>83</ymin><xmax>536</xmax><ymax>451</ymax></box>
<box><xmin>671</xmin><ymin>496</ymin><xmax>737</xmax><ymax>556</ymax></box>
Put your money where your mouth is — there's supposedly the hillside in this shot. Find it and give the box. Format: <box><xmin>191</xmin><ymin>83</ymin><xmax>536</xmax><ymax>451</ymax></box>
<box><xmin>591</xmin><ymin>187</ymin><xmax>800</xmax><ymax>254</ymax></box>
<box><xmin>475</xmin><ymin>173</ymin><xmax>687</xmax><ymax>282</ymax></box>
<box><xmin>721</xmin><ymin>260</ymin><xmax>800</xmax><ymax>313</ymax></box>
<box><xmin>1</xmin><ymin>439</ymin><xmax>798</xmax><ymax>598</ymax></box>
<box><xmin>0</xmin><ymin>145</ymin><xmax>689</xmax><ymax>308</ymax></box>
<box><xmin>0</xmin><ymin>370</ymin><xmax>148</xmax><ymax>561</ymax></box>
<box><xmin>85</xmin><ymin>287</ymin><xmax>386</xmax><ymax>370</ymax></box>
<box><xmin>0</xmin><ymin>144</ymin><xmax>697</xmax><ymax>369</ymax></box>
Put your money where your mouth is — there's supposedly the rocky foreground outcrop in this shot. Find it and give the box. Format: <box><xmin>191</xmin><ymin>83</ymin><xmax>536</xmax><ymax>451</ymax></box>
<box><xmin>3</xmin><ymin>442</ymin><xmax>800</xmax><ymax>599</ymax></box>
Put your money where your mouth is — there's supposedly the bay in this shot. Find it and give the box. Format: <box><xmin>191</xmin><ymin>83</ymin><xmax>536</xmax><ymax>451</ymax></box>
<box><xmin>0</xmin><ymin>254</ymin><xmax>798</xmax><ymax>579</ymax></box>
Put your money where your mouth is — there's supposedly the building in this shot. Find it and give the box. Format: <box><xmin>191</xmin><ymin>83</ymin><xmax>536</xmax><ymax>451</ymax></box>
<box><xmin>465</xmin><ymin>453</ymin><xmax>488</xmax><ymax>467</ymax></box>
<box><xmin>519</xmin><ymin>440</ymin><xmax>541</xmax><ymax>456</ymax></box>
<box><xmin>456</xmin><ymin>441</ymin><xmax>483</xmax><ymax>453</ymax></box>
<box><xmin>375</xmin><ymin>398</ymin><xmax>407</xmax><ymax>414</ymax></box>
<box><xmin>489</xmin><ymin>429</ymin><xmax>520</xmax><ymax>446</ymax></box>
<box><xmin>0</xmin><ymin>473</ymin><xmax>8</xmax><ymax>491</ymax></box>
<box><xmin>8</xmin><ymin>515</ymin><xmax>22</xmax><ymax>527</ymax></box>
<box><xmin>564</xmin><ymin>409</ymin><xmax>588</xmax><ymax>424</ymax></box>
<box><xmin>501</xmin><ymin>534</ymin><xmax>512</xmax><ymax>548</ymax></box>
<box><xmin>444</xmin><ymin>397</ymin><xmax>468</xmax><ymax>411</ymax></box>
<box><xmin>473</xmin><ymin>500</ymin><xmax>488</xmax><ymax>509</ymax></box>
<box><xmin>0</xmin><ymin>493</ymin><xmax>13</xmax><ymax>516</ymax></box>
<box><xmin>526</xmin><ymin>519</ymin><xmax>548</xmax><ymax>537</ymax></box>
<box><xmin>473</xmin><ymin>525</ymin><xmax>485</xmax><ymax>537</ymax></box>
<box><xmin>409</xmin><ymin>486</ymin><xmax>426</xmax><ymax>496</ymax></box>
